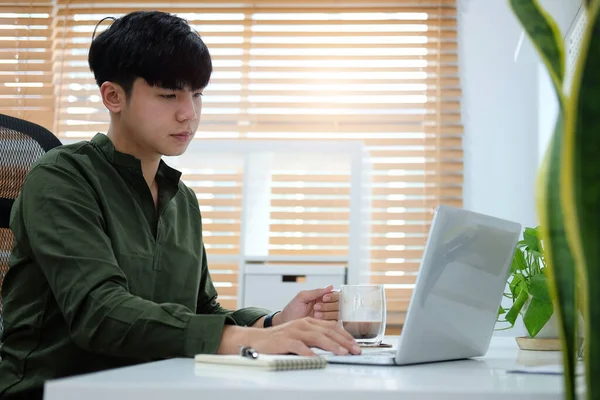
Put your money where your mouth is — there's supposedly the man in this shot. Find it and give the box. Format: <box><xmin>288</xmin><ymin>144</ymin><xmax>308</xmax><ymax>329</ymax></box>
<box><xmin>0</xmin><ymin>10</ymin><xmax>360</xmax><ymax>399</ymax></box>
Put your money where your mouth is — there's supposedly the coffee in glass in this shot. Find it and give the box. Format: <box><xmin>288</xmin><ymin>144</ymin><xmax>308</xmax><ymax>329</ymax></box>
<box><xmin>339</xmin><ymin>284</ymin><xmax>386</xmax><ymax>346</ymax></box>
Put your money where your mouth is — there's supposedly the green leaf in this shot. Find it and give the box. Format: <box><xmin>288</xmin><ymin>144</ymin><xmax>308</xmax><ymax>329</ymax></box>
<box><xmin>509</xmin><ymin>0</ymin><xmax>565</xmax><ymax>97</ymax></box>
<box><xmin>537</xmin><ymin>111</ymin><xmax>578</xmax><ymax>400</ymax></box>
<box><xmin>510</xmin><ymin>257</ymin><xmax>518</xmax><ymax>274</ymax></box>
<box><xmin>505</xmin><ymin>288</ymin><xmax>528</xmax><ymax>325</ymax></box>
<box><xmin>564</xmin><ymin>1</ymin><xmax>600</xmax><ymax>397</ymax></box>
<box><xmin>531</xmin><ymin>250</ymin><xmax>544</xmax><ymax>259</ymax></box>
<box><xmin>509</xmin><ymin>274</ymin><xmax>523</xmax><ymax>297</ymax></box>
<box><xmin>523</xmin><ymin>297</ymin><xmax>554</xmax><ymax>338</ymax></box>
<box><xmin>529</xmin><ymin>273</ymin><xmax>552</xmax><ymax>303</ymax></box>
<box><xmin>514</xmin><ymin>248</ymin><xmax>528</xmax><ymax>271</ymax></box>
<box><xmin>498</xmin><ymin>305</ymin><xmax>507</xmax><ymax>317</ymax></box>
<box><xmin>524</xmin><ymin>228</ymin><xmax>540</xmax><ymax>252</ymax></box>
<box><xmin>524</xmin><ymin>226</ymin><xmax>539</xmax><ymax>237</ymax></box>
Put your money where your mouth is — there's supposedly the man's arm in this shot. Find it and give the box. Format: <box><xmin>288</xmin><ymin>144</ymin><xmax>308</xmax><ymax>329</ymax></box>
<box><xmin>192</xmin><ymin>241</ymin><xmax>359</xmax><ymax>356</ymax></box>
<box><xmin>18</xmin><ymin>161</ymin><xmax>233</xmax><ymax>359</ymax></box>
<box><xmin>250</xmin><ymin>313</ymin><xmax>283</xmax><ymax>328</ymax></box>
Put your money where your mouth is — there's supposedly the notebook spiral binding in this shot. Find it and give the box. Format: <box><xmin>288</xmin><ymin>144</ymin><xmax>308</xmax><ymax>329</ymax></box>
<box><xmin>272</xmin><ymin>356</ymin><xmax>328</xmax><ymax>371</ymax></box>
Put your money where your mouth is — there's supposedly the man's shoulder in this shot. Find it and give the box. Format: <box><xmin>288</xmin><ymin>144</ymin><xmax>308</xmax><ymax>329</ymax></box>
<box><xmin>22</xmin><ymin>139</ymin><xmax>106</xmax><ymax>192</ymax></box>
<box><xmin>30</xmin><ymin>141</ymin><xmax>99</xmax><ymax>173</ymax></box>
<box><xmin>178</xmin><ymin>180</ymin><xmax>200</xmax><ymax>209</ymax></box>
<box><xmin>12</xmin><ymin>140</ymin><xmax>102</xmax><ymax>224</ymax></box>
<box><xmin>33</xmin><ymin>139</ymin><xmax>95</xmax><ymax>168</ymax></box>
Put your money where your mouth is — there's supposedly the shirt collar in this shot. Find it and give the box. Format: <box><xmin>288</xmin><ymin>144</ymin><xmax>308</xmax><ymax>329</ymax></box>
<box><xmin>90</xmin><ymin>133</ymin><xmax>182</xmax><ymax>184</ymax></box>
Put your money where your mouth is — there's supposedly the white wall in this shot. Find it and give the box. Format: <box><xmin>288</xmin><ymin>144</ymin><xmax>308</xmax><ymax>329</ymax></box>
<box><xmin>459</xmin><ymin>0</ymin><xmax>539</xmax><ymax>228</ymax></box>
<box><xmin>538</xmin><ymin>65</ymin><xmax>558</xmax><ymax>165</ymax></box>
<box><xmin>459</xmin><ymin>0</ymin><xmax>581</xmax><ymax>222</ymax></box>
<box><xmin>457</xmin><ymin>0</ymin><xmax>580</xmax><ymax>336</ymax></box>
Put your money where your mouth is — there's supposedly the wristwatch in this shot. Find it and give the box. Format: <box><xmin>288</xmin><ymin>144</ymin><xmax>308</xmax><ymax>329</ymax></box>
<box><xmin>263</xmin><ymin>311</ymin><xmax>280</xmax><ymax>328</ymax></box>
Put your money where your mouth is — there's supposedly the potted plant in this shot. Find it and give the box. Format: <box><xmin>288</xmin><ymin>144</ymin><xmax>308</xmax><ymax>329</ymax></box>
<box><xmin>497</xmin><ymin>226</ymin><xmax>559</xmax><ymax>348</ymax></box>
<box><xmin>509</xmin><ymin>0</ymin><xmax>599</xmax><ymax>398</ymax></box>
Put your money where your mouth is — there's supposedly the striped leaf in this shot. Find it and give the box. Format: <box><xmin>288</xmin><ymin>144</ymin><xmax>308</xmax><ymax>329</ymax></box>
<box><xmin>563</xmin><ymin>1</ymin><xmax>600</xmax><ymax>398</ymax></box>
<box><xmin>509</xmin><ymin>1</ymin><xmax>578</xmax><ymax>399</ymax></box>
<box><xmin>537</xmin><ymin>112</ymin><xmax>578</xmax><ymax>400</ymax></box>
<box><xmin>509</xmin><ymin>0</ymin><xmax>565</xmax><ymax>93</ymax></box>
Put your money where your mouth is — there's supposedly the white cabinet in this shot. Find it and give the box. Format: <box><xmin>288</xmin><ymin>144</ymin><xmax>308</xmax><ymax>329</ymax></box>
<box><xmin>243</xmin><ymin>263</ymin><xmax>346</xmax><ymax>312</ymax></box>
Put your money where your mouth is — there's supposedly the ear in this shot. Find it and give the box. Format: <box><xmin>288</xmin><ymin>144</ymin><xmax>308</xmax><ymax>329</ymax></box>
<box><xmin>100</xmin><ymin>81</ymin><xmax>126</xmax><ymax>114</ymax></box>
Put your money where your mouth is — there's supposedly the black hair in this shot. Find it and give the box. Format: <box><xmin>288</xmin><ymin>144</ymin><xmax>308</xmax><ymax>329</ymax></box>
<box><xmin>88</xmin><ymin>10</ymin><xmax>212</xmax><ymax>96</ymax></box>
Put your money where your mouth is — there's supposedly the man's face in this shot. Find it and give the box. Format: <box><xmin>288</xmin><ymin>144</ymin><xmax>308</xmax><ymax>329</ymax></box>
<box><xmin>120</xmin><ymin>78</ymin><xmax>202</xmax><ymax>158</ymax></box>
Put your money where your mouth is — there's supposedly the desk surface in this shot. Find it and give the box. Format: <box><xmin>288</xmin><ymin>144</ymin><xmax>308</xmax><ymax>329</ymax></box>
<box><xmin>44</xmin><ymin>337</ymin><xmax>572</xmax><ymax>400</ymax></box>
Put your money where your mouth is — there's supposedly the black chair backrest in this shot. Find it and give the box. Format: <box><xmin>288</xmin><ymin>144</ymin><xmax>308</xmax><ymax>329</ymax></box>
<box><xmin>0</xmin><ymin>113</ymin><xmax>62</xmax><ymax>339</ymax></box>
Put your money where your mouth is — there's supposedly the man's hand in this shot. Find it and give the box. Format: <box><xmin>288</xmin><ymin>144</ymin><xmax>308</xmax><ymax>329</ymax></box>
<box><xmin>275</xmin><ymin>285</ymin><xmax>340</xmax><ymax>325</ymax></box>
<box><xmin>246</xmin><ymin>317</ymin><xmax>361</xmax><ymax>356</ymax></box>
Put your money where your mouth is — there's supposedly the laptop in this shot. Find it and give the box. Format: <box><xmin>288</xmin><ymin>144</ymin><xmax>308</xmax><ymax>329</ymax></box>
<box><xmin>325</xmin><ymin>205</ymin><xmax>521</xmax><ymax>366</ymax></box>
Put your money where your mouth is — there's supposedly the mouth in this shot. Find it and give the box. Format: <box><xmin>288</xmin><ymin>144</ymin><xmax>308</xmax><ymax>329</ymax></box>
<box><xmin>171</xmin><ymin>131</ymin><xmax>193</xmax><ymax>141</ymax></box>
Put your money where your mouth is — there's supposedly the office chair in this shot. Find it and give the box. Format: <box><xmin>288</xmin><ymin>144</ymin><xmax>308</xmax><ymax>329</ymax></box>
<box><xmin>0</xmin><ymin>113</ymin><xmax>62</xmax><ymax>341</ymax></box>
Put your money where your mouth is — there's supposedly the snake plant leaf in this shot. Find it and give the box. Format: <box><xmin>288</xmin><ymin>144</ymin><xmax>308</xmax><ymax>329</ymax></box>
<box><xmin>508</xmin><ymin>1</ymin><xmax>578</xmax><ymax>398</ymax></box>
<box><xmin>509</xmin><ymin>0</ymin><xmax>564</xmax><ymax>93</ymax></box>
<box><xmin>563</xmin><ymin>1</ymin><xmax>600</xmax><ymax>397</ymax></box>
<box><xmin>538</xmin><ymin>112</ymin><xmax>579</xmax><ymax>400</ymax></box>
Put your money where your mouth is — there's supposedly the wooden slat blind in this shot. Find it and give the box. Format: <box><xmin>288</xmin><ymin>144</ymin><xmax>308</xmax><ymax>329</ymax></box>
<box><xmin>20</xmin><ymin>0</ymin><xmax>463</xmax><ymax>326</ymax></box>
<box><xmin>184</xmin><ymin>171</ymin><xmax>244</xmax><ymax>256</ymax></box>
<box><xmin>270</xmin><ymin>172</ymin><xmax>351</xmax><ymax>257</ymax></box>
<box><xmin>0</xmin><ymin>2</ymin><xmax>54</xmax><ymax>131</ymax></box>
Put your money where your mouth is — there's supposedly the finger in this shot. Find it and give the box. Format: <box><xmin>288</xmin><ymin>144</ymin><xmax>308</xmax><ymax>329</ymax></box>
<box><xmin>323</xmin><ymin>325</ymin><xmax>362</xmax><ymax>355</ymax></box>
<box><xmin>296</xmin><ymin>285</ymin><xmax>334</xmax><ymax>302</ymax></box>
<box><xmin>288</xmin><ymin>339</ymin><xmax>316</xmax><ymax>357</ymax></box>
<box><xmin>314</xmin><ymin>310</ymin><xmax>339</xmax><ymax>321</ymax></box>
<box><xmin>332</xmin><ymin>323</ymin><xmax>360</xmax><ymax>347</ymax></box>
<box><xmin>321</xmin><ymin>291</ymin><xmax>339</xmax><ymax>303</ymax></box>
<box><xmin>313</xmin><ymin>302</ymin><xmax>338</xmax><ymax>312</ymax></box>
<box><xmin>300</xmin><ymin>331</ymin><xmax>349</xmax><ymax>356</ymax></box>
<box><xmin>306</xmin><ymin>319</ymin><xmax>360</xmax><ymax>354</ymax></box>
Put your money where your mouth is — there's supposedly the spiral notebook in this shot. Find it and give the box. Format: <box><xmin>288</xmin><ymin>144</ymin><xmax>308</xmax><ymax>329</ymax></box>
<box><xmin>194</xmin><ymin>354</ymin><xmax>328</xmax><ymax>371</ymax></box>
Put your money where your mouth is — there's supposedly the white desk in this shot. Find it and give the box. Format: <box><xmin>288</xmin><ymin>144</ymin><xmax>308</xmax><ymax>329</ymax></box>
<box><xmin>44</xmin><ymin>337</ymin><xmax>574</xmax><ymax>400</ymax></box>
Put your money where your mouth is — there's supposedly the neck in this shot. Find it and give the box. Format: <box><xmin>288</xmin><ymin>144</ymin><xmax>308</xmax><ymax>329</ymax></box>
<box><xmin>107</xmin><ymin>125</ymin><xmax>160</xmax><ymax>189</ymax></box>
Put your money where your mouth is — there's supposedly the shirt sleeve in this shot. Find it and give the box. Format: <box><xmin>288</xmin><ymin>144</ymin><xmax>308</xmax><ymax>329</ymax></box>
<box><xmin>19</xmin><ymin>160</ymin><xmax>234</xmax><ymax>359</ymax></box>
<box><xmin>195</xmin><ymin>242</ymin><xmax>271</xmax><ymax>327</ymax></box>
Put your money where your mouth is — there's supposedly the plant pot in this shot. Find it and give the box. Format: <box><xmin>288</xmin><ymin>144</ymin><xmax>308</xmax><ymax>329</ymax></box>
<box><xmin>515</xmin><ymin>300</ymin><xmax>585</xmax><ymax>352</ymax></box>
<box><xmin>515</xmin><ymin>297</ymin><xmax>561</xmax><ymax>351</ymax></box>
<box><xmin>530</xmin><ymin>311</ymin><xmax>559</xmax><ymax>339</ymax></box>
<box><xmin>516</xmin><ymin>336</ymin><xmax>562</xmax><ymax>351</ymax></box>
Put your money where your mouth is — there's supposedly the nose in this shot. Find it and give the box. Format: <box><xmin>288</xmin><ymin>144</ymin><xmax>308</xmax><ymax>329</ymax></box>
<box><xmin>176</xmin><ymin>93</ymin><xmax>199</xmax><ymax>122</ymax></box>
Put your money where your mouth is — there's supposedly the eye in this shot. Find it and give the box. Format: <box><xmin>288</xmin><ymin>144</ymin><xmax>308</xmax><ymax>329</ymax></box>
<box><xmin>160</xmin><ymin>94</ymin><xmax>176</xmax><ymax>99</ymax></box>
<box><xmin>193</xmin><ymin>92</ymin><xmax>203</xmax><ymax>98</ymax></box>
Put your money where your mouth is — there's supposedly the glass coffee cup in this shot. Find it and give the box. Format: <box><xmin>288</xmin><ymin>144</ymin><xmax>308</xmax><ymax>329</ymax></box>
<box><xmin>339</xmin><ymin>284</ymin><xmax>386</xmax><ymax>346</ymax></box>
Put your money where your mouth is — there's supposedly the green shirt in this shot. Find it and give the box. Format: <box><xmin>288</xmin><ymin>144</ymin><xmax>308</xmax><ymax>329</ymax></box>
<box><xmin>0</xmin><ymin>133</ymin><xmax>269</xmax><ymax>395</ymax></box>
